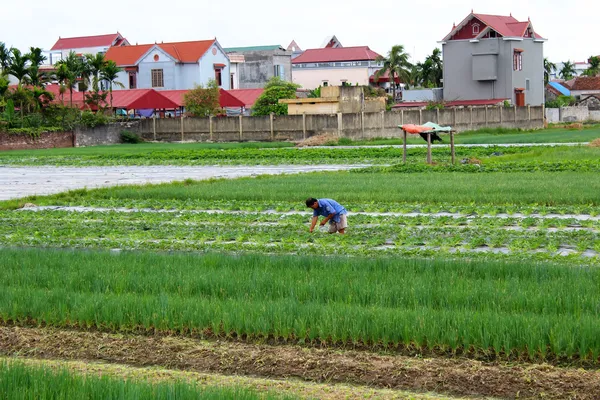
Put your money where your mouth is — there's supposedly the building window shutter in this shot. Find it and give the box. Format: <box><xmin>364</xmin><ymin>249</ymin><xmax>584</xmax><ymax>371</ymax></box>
<box><xmin>280</xmin><ymin>65</ymin><xmax>285</xmax><ymax>79</ymax></box>
<box><xmin>151</xmin><ymin>69</ymin><xmax>164</xmax><ymax>88</ymax></box>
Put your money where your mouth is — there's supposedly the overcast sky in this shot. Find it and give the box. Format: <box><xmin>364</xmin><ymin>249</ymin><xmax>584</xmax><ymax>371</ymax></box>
<box><xmin>0</xmin><ymin>0</ymin><xmax>596</xmax><ymax>63</ymax></box>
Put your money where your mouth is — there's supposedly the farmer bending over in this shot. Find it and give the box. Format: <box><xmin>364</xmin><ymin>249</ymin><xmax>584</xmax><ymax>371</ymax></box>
<box><xmin>306</xmin><ymin>198</ymin><xmax>347</xmax><ymax>234</ymax></box>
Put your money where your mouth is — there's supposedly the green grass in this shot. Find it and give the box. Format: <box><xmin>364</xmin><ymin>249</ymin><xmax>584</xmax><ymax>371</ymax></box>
<box><xmin>347</xmin><ymin>126</ymin><xmax>600</xmax><ymax>146</ymax></box>
<box><xmin>2</xmin><ymin>248</ymin><xmax>600</xmax><ymax>363</ymax></box>
<box><xmin>0</xmin><ymin>358</ymin><xmax>288</xmax><ymax>400</ymax></box>
<box><xmin>19</xmin><ymin>171</ymin><xmax>600</xmax><ymax>207</ymax></box>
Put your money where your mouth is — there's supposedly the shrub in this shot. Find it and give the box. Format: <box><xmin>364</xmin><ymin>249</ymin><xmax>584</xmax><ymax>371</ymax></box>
<box><xmin>183</xmin><ymin>79</ymin><xmax>221</xmax><ymax>117</ymax></box>
<box><xmin>80</xmin><ymin>111</ymin><xmax>108</xmax><ymax>128</ymax></box>
<box><xmin>120</xmin><ymin>130</ymin><xmax>143</xmax><ymax>144</ymax></box>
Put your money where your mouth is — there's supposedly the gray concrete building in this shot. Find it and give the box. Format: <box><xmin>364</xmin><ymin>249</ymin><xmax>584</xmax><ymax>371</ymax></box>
<box><xmin>441</xmin><ymin>12</ymin><xmax>546</xmax><ymax>105</ymax></box>
<box><xmin>224</xmin><ymin>45</ymin><xmax>292</xmax><ymax>89</ymax></box>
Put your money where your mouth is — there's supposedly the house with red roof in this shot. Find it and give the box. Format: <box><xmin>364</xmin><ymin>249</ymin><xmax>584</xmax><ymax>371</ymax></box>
<box><xmin>291</xmin><ymin>46</ymin><xmax>382</xmax><ymax>90</ymax></box>
<box><xmin>104</xmin><ymin>39</ymin><xmax>231</xmax><ymax>92</ymax></box>
<box><xmin>441</xmin><ymin>12</ymin><xmax>546</xmax><ymax>106</ymax></box>
<box><xmin>48</xmin><ymin>33</ymin><xmax>129</xmax><ymax>65</ymax></box>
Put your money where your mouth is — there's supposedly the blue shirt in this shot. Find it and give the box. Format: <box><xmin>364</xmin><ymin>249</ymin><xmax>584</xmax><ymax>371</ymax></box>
<box><xmin>313</xmin><ymin>199</ymin><xmax>347</xmax><ymax>223</ymax></box>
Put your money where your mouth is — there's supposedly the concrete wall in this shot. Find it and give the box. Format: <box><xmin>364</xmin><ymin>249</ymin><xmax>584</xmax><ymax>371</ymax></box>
<box><xmin>545</xmin><ymin>106</ymin><xmax>600</xmax><ymax>122</ymax></box>
<box><xmin>135</xmin><ymin>105</ymin><xmax>544</xmax><ymax>142</ymax></box>
<box><xmin>403</xmin><ymin>88</ymin><xmax>443</xmax><ymax>102</ymax></box>
<box><xmin>74</xmin><ymin>124</ymin><xmax>124</xmax><ymax>147</ymax></box>
<box><xmin>0</xmin><ymin>131</ymin><xmax>74</xmax><ymax>151</ymax></box>
<box><xmin>443</xmin><ymin>38</ymin><xmax>544</xmax><ymax>105</ymax></box>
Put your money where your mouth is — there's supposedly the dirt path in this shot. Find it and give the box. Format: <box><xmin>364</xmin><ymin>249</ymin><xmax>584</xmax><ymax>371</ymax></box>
<box><xmin>0</xmin><ymin>165</ymin><xmax>368</xmax><ymax>201</ymax></box>
<box><xmin>1</xmin><ymin>325</ymin><xmax>598</xmax><ymax>399</ymax></box>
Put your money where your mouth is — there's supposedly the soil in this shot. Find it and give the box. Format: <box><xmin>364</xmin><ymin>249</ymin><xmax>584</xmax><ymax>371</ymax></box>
<box><xmin>588</xmin><ymin>138</ymin><xmax>600</xmax><ymax>148</ymax></box>
<box><xmin>1</xmin><ymin>325</ymin><xmax>599</xmax><ymax>399</ymax></box>
<box><xmin>295</xmin><ymin>134</ymin><xmax>339</xmax><ymax>147</ymax></box>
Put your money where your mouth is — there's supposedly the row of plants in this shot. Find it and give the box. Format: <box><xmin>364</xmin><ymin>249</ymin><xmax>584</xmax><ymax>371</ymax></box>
<box><xmin>2</xmin><ymin>248</ymin><xmax>600</xmax><ymax>364</ymax></box>
<box><xmin>0</xmin><ymin>359</ymin><xmax>286</xmax><ymax>400</ymax></box>
<box><xmin>2</xmin><ymin>210</ymin><xmax>598</xmax><ymax>262</ymax></box>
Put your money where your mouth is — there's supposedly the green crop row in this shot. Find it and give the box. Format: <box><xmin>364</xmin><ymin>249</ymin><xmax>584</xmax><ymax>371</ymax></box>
<box><xmin>1</xmin><ymin>210</ymin><xmax>598</xmax><ymax>264</ymax></box>
<box><xmin>0</xmin><ymin>359</ymin><xmax>288</xmax><ymax>400</ymax></box>
<box><xmin>2</xmin><ymin>248</ymin><xmax>600</xmax><ymax>364</ymax></box>
<box><xmin>7</xmin><ymin>171</ymin><xmax>600</xmax><ymax>212</ymax></box>
<box><xmin>0</xmin><ymin>145</ymin><xmax>544</xmax><ymax>166</ymax></box>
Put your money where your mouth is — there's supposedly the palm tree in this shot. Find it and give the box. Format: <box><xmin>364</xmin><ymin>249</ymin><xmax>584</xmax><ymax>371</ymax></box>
<box><xmin>55</xmin><ymin>51</ymin><xmax>82</xmax><ymax>107</ymax></box>
<box><xmin>100</xmin><ymin>60</ymin><xmax>124</xmax><ymax>109</ymax></box>
<box><xmin>423</xmin><ymin>48</ymin><xmax>443</xmax><ymax>87</ymax></box>
<box><xmin>31</xmin><ymin>86</ymin><xmax>54</xmax><ymax>110</ymax></box>
<box><xmin>86</xmin><ymin>53</ymin><xmax>107</xmax><ymax>91</ymax></box>
<box><xmin>0</xmin><ymin>42</ymin><xmax>11</xmax><ymax>75</ymax></box>
<box><xmin>27</xmin><ymin>47</ymin><xmax>49</xmax><ymax>87</ymax></box>
<box><xmin>544</xmin><ymin>58</ymin><xmax>556</xmax><ymax>84</ymax></box>
<box><xmin>9</xmin><ymin>48</ymin><xmax>30</xmax><ymax>85</ymax></box>
<box><xmin>54</xmin><ymin>63</ymin><xmax>72</xmax><ymax>105</ymax></box>
<box><xmin>374</xmin><ymin>45</ymin><xmax>412</xmax><ymax>101</ymax></box>
<box><xmin>559</xmin><ymin>61</ymin><xmax>576</xmax><ymax>81</ymax></box>
<box><xmin>583</xmin><ymin>56</ymin><xmax>600</xmax><ymax>77</ymax></box>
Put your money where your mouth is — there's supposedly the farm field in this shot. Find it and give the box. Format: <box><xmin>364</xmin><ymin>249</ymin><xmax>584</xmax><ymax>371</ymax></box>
<box><xmin>1</xmin><ymin>136</ymin><xmax>599</xmax><ymax>399</ymax></box>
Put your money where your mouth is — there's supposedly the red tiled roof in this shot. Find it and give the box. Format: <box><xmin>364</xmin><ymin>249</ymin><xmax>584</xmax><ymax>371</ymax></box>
<box><xmin>159</xmin><ymin>89</ymin><xmax>257</xmax><ymax>108</ymax></box>
<box><xmin>392</xmin><ymin>99</ymin><xmax>507</xmax><ymax>108</ymax></box>
<box><xmin>104</xmin><ymin>44</ymin><xmax>154</xmax><ymax>66</ymax></box>
<box><xmin>227</xmin><ymin>89</ymin><xmax>263</xmax><ymax>107</ymax></box>
<box><xmin>292</xmin><ymin>46</ymin><xmax>380</xmax><ymax>64</ymax></box>
<box><xmin>50</xmin><ymin>33</ymin><xmax>122</xmax><ymax>51</ymax></box>
<box><xmin>105</xmin><ymin>40</ymin><xmax>216</xmax><ymax>66</ymax></box>
<box><xmin>108</xmin><ymin>89</ymin><xmax>178</xmax><ymax>109</ymax></box>
<box><xmin>370</xmin><ymin>70</ymin><xmax>401</xmax><ymax>83</ymax></box>
<box><xmin>444</xmin><ymin>13</ymin><xmax>543</xmax><ymax>40</ymax></box>
<box><xmin>565</xmin><ymin>76</ymin><xmax>600</xmax><ymax>91</ymax></box>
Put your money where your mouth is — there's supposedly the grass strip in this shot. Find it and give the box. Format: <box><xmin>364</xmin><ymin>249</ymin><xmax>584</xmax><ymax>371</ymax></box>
<box><xmin>0</xmin><ymin>358</ymin><xmax>291</xmax><ymax>399</ymax></box>
<box><xmin>1</xmin><ymin>248</ymin><xmax>600</xmax><ymax>363</ymax></box>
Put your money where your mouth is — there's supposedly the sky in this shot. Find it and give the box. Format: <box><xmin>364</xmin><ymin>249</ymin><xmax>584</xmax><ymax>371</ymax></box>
<box><xmin>0</xmin><ymin>0</ymin><xmax>597</xmax><ymax>63</ymax></box>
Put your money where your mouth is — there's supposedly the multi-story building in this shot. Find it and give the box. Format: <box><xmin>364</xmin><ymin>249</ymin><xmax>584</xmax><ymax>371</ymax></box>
<box><xmin>224</xmin><ymin>45</ymin><xmax>292</xmax><ymax>89</ymax></box>
<box><xmin>104</xmin><ymin>39</ymin><xmax>231</xmax><ymax>91</ymax></box>
<box><xmin>48</xmin><ymin>33</ymin><xmax>129</xmax><ymax>64</ymax></box>
<box><xmin>441</xmin><ymin>12</ymin><xmax>546</xmax><ymax>105</ymax></box>
<box><xmin>291</xmin><ymin>46</ymin><xmax>382</xmax><ymax>90</ymax></box>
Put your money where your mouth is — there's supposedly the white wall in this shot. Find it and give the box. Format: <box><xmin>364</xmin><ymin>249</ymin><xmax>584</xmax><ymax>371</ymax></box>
<box><xmin>292</xmin><ymin>68</ymin><xmax>370</xmax><ymax>90</ymax></box>
<box><xmin>199</xmin><ymin>44</ymin><xmax>230</xmax><ymax>90</ymax></box>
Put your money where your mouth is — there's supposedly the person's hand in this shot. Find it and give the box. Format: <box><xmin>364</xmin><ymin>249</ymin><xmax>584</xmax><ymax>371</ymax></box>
<box><xmin>309</xmin><ymin>227</ymin><xmax>314</xmax><ymax>233</ymax></box>
<box><xmin>320</xmin><ymin>222</ymin><xmax>326</xmax><ymax>227</ymax></box>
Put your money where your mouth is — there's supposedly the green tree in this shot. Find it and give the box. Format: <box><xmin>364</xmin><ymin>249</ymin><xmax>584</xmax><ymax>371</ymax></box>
<box><xmin>27</xmin><ymin>47</ymin><xmax>49</xmax><ymax>87</ymax></box>
<box><xmin>559</xmin><ymin>61</ymin><xmax>576</xmax><ymax>80</ymax></box>
<box><xmin>183</xmin><ymin>79</ymin><xmax>221</xmax><ymax>117</ymax></box>
<box><xmin>9</xmin><ymin>48</ymin><xmax>30</xmax><ymax>85</ymax></box>
<box><xmin>374</xmin><ymin>45</ymin><xmax>412</xmax><ymax>101</ymax></box>
<box><xmin>583</xmin><ymin>56</ymin><xmax>600</xmax><ymax>77</ymax></box>
<box><xmin>252</xmin><ymin>77</ymin><xmax>299</xmax><ymax>116</ymax></box>
<box><xmin>544</xmin><ymin>58</ymin><xmax>556</xmax><ymax>84</ymax></box>
<box><xmin>86</xmin><ymin>53</ymin><xmax>107</xmax><ymax>91</ymax></box>
<box><xmin>307</xmin><ymin>86</ymin><xmax>321</xmax><ymax>98</ymax></box>
<box><xmin>54</xmin><ymin>63</ymin><xmax>72</xmax><ymax>105</ymax></box>
<box><xmin>0</xmin><ymin>42</ymin><xmax>11</xmax><ymax>75</ymax></box>
<box><xmin>99</xmin><ymin>60</ymin><xmax>124</xmax><ymax>109</ymax></box>
<box><xmin>55</xmin><ymin>51</ymin><xmax>83</xmax><ymax>107</ymax></box>
<box><xmin>421</xmin><ymin>48</ymin><xmax>443</xmax><ymax>87</ymax></box>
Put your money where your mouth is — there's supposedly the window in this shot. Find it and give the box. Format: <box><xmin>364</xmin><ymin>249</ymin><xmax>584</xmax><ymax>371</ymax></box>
<box><xmin>129</xmin><ymin>73</ymin><xmax>137</xmax><ymax>89</ymax></box>
<box><xmin>151</xmin><ymin>69</ymin><xmax>163</xmax><ymax>87</ymax></box>
<box><xmin>513</xmin><ymin>51</ymin><xmax>523</xmax><ymax>71</ymax></box>
<box><xmin>322</xmin><ymin>81</ymin><xmax>329</xmax><ymax>87</ymax></box>
<box><xmin>526</xmin><ymin>79</ymin><xmax>530</xmax><ymax>91</ymax></box>
<box><xmin>472</xmin><ymin>23</ymin><xmax>480</xmax><ymax>35</ymax></box>
<box><xmin>273</xmin><ymin>64</ymin><xmax>285</xmax><ymax>79</ymax></box>
<box><xmin>230</xmin><ymin>73</ymin><xmax>235</xmax><ymax>89</ymax></box>
<box><xmin>215</xmin><ymin>68</ymin><xmax>222</xmax><ymax>86</ymax></box>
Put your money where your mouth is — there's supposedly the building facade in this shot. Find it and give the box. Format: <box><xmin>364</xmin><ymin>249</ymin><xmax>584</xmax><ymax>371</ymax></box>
<box><xmin>291</xmin><ymin>46</ymin><xmax>382</xmax><ymax>90</ymax></box>
<box><xmin>224</xmin><ymin>45</ymin><xmax>292</xmax><ymax>89</ymax></box>
<box><xmin>441</xmin><ymin>12</ymin><xmax>546</xmax><ymax>105</ymax></box>
<box><xmin>105</xmin><ymin>40</ymin><xmax>231</xmax><ymax>91</ymax></box>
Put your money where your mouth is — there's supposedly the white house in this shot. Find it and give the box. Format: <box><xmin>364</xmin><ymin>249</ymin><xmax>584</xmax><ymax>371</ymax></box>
<box><xmin>105</xmin><ymin>39</ymin><xmax>231</xmax><ymax>91</ymax></box>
